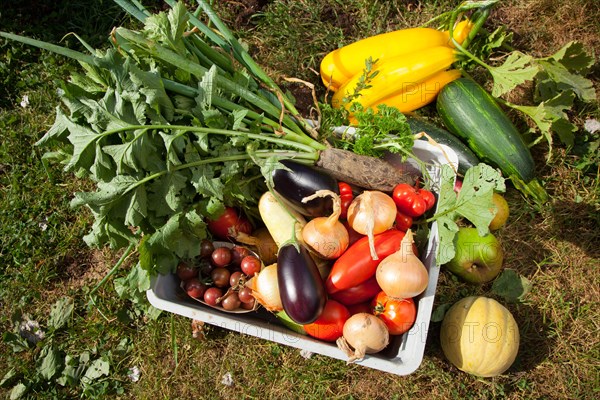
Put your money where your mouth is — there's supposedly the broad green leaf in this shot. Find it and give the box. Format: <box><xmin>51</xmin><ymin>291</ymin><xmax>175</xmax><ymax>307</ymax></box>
<box><xmin>510</xmin><ymin>91</ymin><xmax>577</xmax><ymax>148</ymax></box>
<box><xmin>547</xmin><ymin>41</ymin><xmax>595</xmax><ymax>73</ymax></box>
<box><xmin>56</xmin><ymin>354</ymin><xmax>79</xmax><ymax>387</ymax></box>
<box><xmin>536</xmin><ymin>59</ymin><xmax>596</xmax><ymax>102</ymax></box>
<box><xmin>48</xmin><ymin>297</ymin><xmax>74</xmax><ymax>330</ymax></box>
<box><xmin>35</xmin><ymin>107</ymin><xmax>70</xmax><ymax>146</ymax></box>
<box><xmin>491</xmin><ymin>269</ymin><xmax>532</xmax><ymax>302</ymax></box>
<box><xmin>489</xmin><ymin>52</ymin><xmax>539</xmax><ymax>97</ymax></box>
<box><xmin>37</xmin><ymin>346</ymin><xmax>62</xmax><ymax>380</ymax></box>
<box><xmin>147</xmin><ymin>171</ymin><xmax>188</xmax><ymax>216</ymax></box>
<box><xmin>81</xmin><ymin>358</ymin><xmax>110</xmax><ymax>384</ymax></box>
<box><xmin>71</xmin><ymin>175</ymin><xmax>138</xmax><ymax>209</ymax></box>
<box><xmin>432</xmin><ymin>164</ymin><xmax>505</xmax><ymax>266</ymax></box>
<box><xmin>65</xmin><ymin>124</ymin><xmax>101</xmax><ymax>172</ymax></box>
<box><xmin>191</xmin><ymin>165</ymin><xmax>224</xmax><ymax>200</ymax></box>
<box><xmin>129</xmin><ymin>62</ymin><xmax>175</xmax><ymax>122</ymax></box>
<box><xmin>455</xmin><ymin>164</ymin><xmax>504</xmax><ymax>235</ymax></box>
<box><xmin>125</xmin><ymin>186</ymin><xmax>148</xmax><ymax>227</ymax></box>
<box><xmin>90</xmin><ymin>143</ymin><xmax>115</xmax><ymax>182</ymax></box>
<box><xmin>231</xmin><ymin>109</ymin><xmax>248</xmax><ymax>130</ymax></box>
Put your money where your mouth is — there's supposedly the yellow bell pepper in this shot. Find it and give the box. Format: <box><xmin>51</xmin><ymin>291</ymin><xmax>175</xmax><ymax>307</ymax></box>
<box><xmin>320</xmin><ymin>19</ymin><xmax>473</xmax><ymax>91</ymax></box>
<box><xmin>331</xmin><ymin>46</ymin><xmax>458</xmax><ymax>111</ymax></box>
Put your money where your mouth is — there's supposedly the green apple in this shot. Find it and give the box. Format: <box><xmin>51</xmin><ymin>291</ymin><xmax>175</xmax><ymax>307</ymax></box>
<box><xmin>445</xmin><ymin>227</ymin><xmax>504</xmax><ymax>284</ymax></box>
<box><xmin>489</xmin><ymin>193</ymin><xmax>510</xmax><ymax>231</ymax></box>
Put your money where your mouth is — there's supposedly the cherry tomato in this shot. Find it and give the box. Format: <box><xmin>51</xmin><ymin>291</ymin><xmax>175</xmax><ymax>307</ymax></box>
<box><xmin>338</xmin><ymin>182</ymin><xmax>354</xmax><ymax>220</ymax></box>
<box><xmin>221</xmin><ymin>292</ymin><xmax>242</xmax><ymax>311</ymax></box>
<box><xmin>199</xmin><ymin>239</ymin><xmax>215</xmax><ymax>258</ymax></box>
<box><xmin>211</xmin><ymin>247</ymin><xmax>232</xmax><ymax>267</ymax></box>
<box><xmin>371</xmin><ymin>291</ymin><xmax>416</xmax><ymax>335</ymax></box>
<box><xmin>395</xmin><ymin>211</ymin><xmax>413</xmax><ymax>232</ymax></box>
<box><xmin>231</xmin><ymin>245</ymin><xmax>251</xmax><ymax>266</ymax></box>
<box><xmin>392</xmin><ymin>183</ymin><xmax>428</xmax><ymax>218</ymax></box>
<box><xmin>338</xmin><ymin>182</ymin><xmax>353</xmax><ymax>196</ymax></box>
<box><xmin>184</xmin><ymin>278</ymin><xmax>207</xmax><ymax>299</ymax></box>
<box><xmin>176</xmin><ymin>261</ymin><xmax>197</xmax><ymax>281</ymax></box>
<box><xmin>303</xmin><ymin>300</ymin><xmax>350</xmax><ymax>342</ymax></box>
<box><xmin>211</xmin><ymin>267</ymin><xmax>231</xmax><ymax>288</ymax></box>
<box><xmin>238</xmin><ymin>286</ymin><xmax>255</xmax><ymax>304</ymax></box>
<box><xmin>229</xmin><ymin>271</ymin><xmax>244</xmax><ymax>288</ymax></box>
<box><xmin>417</xmin><ymin>188</ymin><xmax>436</xmax><ymax>211</ymax></box>
<box><xmin>240</xmin><ymin>255</ymin><xmax>261</xmax><ymax>277</ymax></box>
<box><xmin>203</xmin><ymin>287</ymin><xmax>223</xmax><ymax>306</ymax></box>
<box><xmin>207</xmin><ymin>207</ymin><xmax>253</xmax><ymax>240</ymax></box>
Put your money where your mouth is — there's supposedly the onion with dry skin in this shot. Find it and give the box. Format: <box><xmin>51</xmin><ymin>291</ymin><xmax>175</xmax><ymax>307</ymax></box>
<box><xmin>336</xmin><ymin>312</ymin><xmax>390</xmax><ymax>363</ymax></box>
<box><xmin>347</xmin><ymin>191</ymin><xmax>397</xmax><ymax>260</ymax></box>
<box><xmin>245</xmin><ymin>263</ymin><xmax>282</xmax><ymax>311</ymax></box>
<box><xmin>301</xmin><ymin>190</ymin><xmax>349</xmax><ymax>259</ymax></box>
<box><xmin>375</xmin><ymin>229</ymin><xmax>428</xmax><ymax>299</ymax></box>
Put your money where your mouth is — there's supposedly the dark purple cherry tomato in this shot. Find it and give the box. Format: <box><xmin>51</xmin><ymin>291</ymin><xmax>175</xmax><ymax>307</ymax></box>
<box><xmin>221</xmin><ymin>292</ymin><xmax>242</xmax><ymax>311</ymax></box>
<box><xmin>238</xmin><ymin>286</ymin><xmax>255</xmax><ymax>304</ymax></box>
<box><xmin>231</xmin><ymin>245</ymin><xmax>252</xmax><ymax>266</ymax></box>
<box><xmin>184</xmin><ymin>278</ymin><xmax>207</xmax><ymax>299</ymax></box>
<box><xmin>177</xmin><ymin>262</ymin><xmax>197</xmax><ymax>281</ymax></box>
<box><xmin>240</xmin><ymin>255</ymin><xmax>261</xmax><ymax>277</ymax></box>
<box><xmin>199</xmin><ymin>239</ymin><xmax>215</xmax><ymax>258</ymax></box>
<box><xmin>211</xmin><ymin>267</ymin><xmax>231</xmax><ymax>288</ymax></box>
<box><xmin>211</xmin><ymin>247</ymin><xmax>232</xmax><ymax>267</ymax></box>
<box><xmin>203</xmin><ymin>287</ymin><xmax>223</xmax><ymax>306</ymax></box>
<box><xmin>229</xmin><ymin>271</ymin><xmax>244</xmax><ymax>288</ymax></box>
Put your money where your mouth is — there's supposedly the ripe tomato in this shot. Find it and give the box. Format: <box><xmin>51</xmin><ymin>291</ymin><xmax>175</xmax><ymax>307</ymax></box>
<box><xmin>395</xmin><ymin>211</ymin><xmax>413</xmax><ymax>232</ymax></box>
<box><xmin>207</xmin><ymin>207</ymin><xmax>253</xmax><ymax>240</ymax></box>
<box><xmin>371</xmin><ymin>291</ymin><xmax>416</xmax><ymax>335</ymax></box>
<box><xmin>392</xmin><ymin>183</ymin><xmax>427</xmax><ymax>218</ymax></box>
<box><xmin>303</xmin><ymin>300</ymin><xmax>350</xmax><ymax>342</ymax></box>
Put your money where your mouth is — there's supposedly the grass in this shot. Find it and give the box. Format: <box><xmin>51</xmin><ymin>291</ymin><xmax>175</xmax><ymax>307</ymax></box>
<box><xmin>1</xmin><ymin>0</ymin><xmax>599</xmax><ymax>399</ymax></box>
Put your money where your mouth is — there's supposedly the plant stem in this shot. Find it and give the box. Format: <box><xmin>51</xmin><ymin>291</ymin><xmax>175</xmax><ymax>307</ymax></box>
<box><xmin>89</xmin><ymin>241</ymin><xmax>136</xmax><ymax>295</ymax></box>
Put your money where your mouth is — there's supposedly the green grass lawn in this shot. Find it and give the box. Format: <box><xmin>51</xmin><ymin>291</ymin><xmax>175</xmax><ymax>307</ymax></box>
<box><xmin>1</xmin><ymin>1</ymin><xmax>599</xmax><ymax>399</ymax></box>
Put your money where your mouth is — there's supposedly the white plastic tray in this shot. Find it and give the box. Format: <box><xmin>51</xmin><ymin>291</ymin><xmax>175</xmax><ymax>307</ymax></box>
<box><xmin>147</xmin><ymin>140</ymin><xmax>458</xmax><ymax>375</ymax></box>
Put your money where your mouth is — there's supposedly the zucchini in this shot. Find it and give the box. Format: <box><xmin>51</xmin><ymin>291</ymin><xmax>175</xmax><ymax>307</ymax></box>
<box><xmin>407</xmin><ymin>116</ymin><xmax>479</xmax><ymax>175</ymax></box>
<box><xmin>436</xmin><ymin>78</ymin><xmax>547</xmax><ymax>202</ymax></box>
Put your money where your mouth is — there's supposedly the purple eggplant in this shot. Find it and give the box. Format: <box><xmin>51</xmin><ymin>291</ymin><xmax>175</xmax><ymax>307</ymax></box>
<box><xmin>277</xmin><ymin>243</ymin><xmax>326</xmax><ymax>324</ymax></box>
<box><xmin>272</xmin><ymin>160</ymin><xmax>338</xmax><ymax>217</ymax></box>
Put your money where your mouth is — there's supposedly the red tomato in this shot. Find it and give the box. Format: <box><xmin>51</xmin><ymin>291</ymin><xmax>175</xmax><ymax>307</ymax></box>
<box><xmin>207</xmin><ymin>207</ymin><xmax>253</xmax><ymax>240</ymax></box>
<box><xmin>303</xmin><ymin>300</ymin><xmax>350</xmax><ymax>342</ymax></box>
<box><xmin>338</xmin><ymin>182</ymin><xmax>353</xmax><ymax>197</ymax></box>
<box><xmin>395</xmin><ymin>211</ymin><xmax>413</xmax><ymax>232</ymax></box>
<box><xmin>329</xmin><ymin>275</ymin><xmax>381</xmax><ymax>306</ymax></box>
<box><xmin>392</xmin><ymin>183</ymin><xmax>427</xmax><ymax>218</ymax></box>
<box><xmin>417</xmin><ymin>188</ymin><xmax>436</xmax><ymax>211</ymax></box>
<box><xmin>371</xmin><ymin>292</ymin><xmax>416</xmax><ymax>335</ymax></box>
<box><xmin>338</xmin><ymin>182</ymin><xmax>354</xmax><ymax>220</ymax></box>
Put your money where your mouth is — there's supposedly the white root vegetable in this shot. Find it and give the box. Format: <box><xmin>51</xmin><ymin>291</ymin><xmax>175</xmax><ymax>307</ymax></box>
<box><xmin>376</xmin><ymin>229</ymin><xmax>428</xmax><ymax>299</ymax></box>
<box><xmin>258</xmin><ymin>191</ymin><xmax>306</xmax><ymax>247</ymax></box>
<box><xmin>336</xmin><ymin>312</ymin><xmax>389</xmax><ymax>363</ymax></box>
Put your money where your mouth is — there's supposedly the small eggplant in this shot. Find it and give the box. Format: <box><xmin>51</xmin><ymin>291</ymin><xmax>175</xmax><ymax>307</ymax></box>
<box><xmin>277</xmin><ymin>243</ymin><xmax>327</xmax><ymax>325</ymax></box>
<box><xmin>272</xmin><ymin>160</ymin><xmax>339</xmax><ymax>217</ymax></box>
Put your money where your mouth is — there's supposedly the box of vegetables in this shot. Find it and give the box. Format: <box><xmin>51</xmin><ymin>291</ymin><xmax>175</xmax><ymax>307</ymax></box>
<box><xmin>147</xmin><ymin>139</ymin><xmax>458</xmax><ymax>375</ymax></box>
<box><xmin>2</xmin><ymin>0</ymin><xmax>540</xmax><ymax>376</ymax></box>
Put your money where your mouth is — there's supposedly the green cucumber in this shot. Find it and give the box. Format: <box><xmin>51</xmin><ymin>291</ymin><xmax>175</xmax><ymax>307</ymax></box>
<box><xmin>436</xmin><ymin>78</ymin><xmax>547</xmax><ymax>202</ymax></box>
<box><xmin>407</xmin><ymin>116</ymin><xmax>480</xmax><ymax>175</ymax></box>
